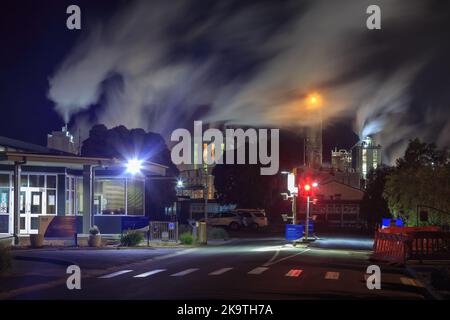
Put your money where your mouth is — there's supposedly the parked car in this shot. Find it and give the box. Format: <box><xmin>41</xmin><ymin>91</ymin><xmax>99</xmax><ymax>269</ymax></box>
<box><xmin>201</xmin><ymin>212</ymin><xmax>242</xmax><ymax>230</ymax></box>
<box><xmin>234</xmin><ymin>209</ymin><xmax>269</xmax><ymax>229</ymax></box>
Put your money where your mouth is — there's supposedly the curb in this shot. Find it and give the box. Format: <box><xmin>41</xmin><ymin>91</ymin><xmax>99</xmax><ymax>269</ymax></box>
<box><xmin>13</xmin><ymin>255</ymin><xmax>76</xmax><ymax>267</ymax></box>
<box><xmin>405</xmin><ymin>265</ymin><xmax>443</xmax><ymax>300</ymax></box>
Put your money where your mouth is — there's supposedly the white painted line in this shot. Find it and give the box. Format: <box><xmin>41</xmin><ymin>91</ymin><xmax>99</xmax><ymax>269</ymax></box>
<box><xmin>170</xmin><ymin>268</ymin><xmax>199</xmax><ymax>276</ymax></box>
<box><xmin>134</xmin><ymin>269</ymin><xmax>166</xmax><ymax>278</ymax></box>
<box><xmin>209</xmin><ymin>268</ymin><xmax>233</xmax><ymax>276</ymax></box>
<box><xmin>248</xmin><ymin>267</ymin><xmax>269</xmax><ymax>275</ymax></box>
<box><xmin>286</xmin><ymin>269</ymin><xmax>303</xmax><ymax>277</ymax></box>
<box><xmin>263</xmin><ymin>249</ymin><xmax>311</xmax><ymax>267</ymax></box>
<box><xmin>400</xmin><ymin>277</ymin><xmax>424</xmax><ymax>287</ymax></box>
<box><xmin>98</xmin><ymin>270</ymin><xmax>133</xmax><ymax>279</ymax></box>
<box><xmin>325</xmin><ymin>272</ymin><xmax>340</xmax><ymax>280</ymax></box>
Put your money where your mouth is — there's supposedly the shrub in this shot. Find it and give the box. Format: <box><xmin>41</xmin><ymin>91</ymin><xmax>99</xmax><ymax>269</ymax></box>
<box><xmin>179</xmin><ymin>232</ymin><xmax>193</xmax><ymax>245</ymax></box>
<box><xmin>0</xmin><ymin>244</ymin><xmax>11</xmax><ymax>274</ymax></box>
<box><xmin>120</xmin><ymin>230</ymin><xmax>144</xmax><ymax>246</ymax></box>
<box><xmin>208</xmin><ymin>227</ymin><xmax>229</xmax><ymax>240</ymax></box>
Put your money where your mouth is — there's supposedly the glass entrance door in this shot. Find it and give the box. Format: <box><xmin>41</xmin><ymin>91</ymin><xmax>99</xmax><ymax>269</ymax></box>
<box><xmin>19</xmin><ymin>188</ymin><xmax>43</xmax><ymax>234</ymax></box>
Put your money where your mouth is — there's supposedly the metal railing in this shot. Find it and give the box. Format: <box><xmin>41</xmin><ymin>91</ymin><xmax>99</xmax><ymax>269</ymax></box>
<box><xmin>148</xmin><ymin>221</ymin><xmax>178</xmax><ymax>242</ymax></box>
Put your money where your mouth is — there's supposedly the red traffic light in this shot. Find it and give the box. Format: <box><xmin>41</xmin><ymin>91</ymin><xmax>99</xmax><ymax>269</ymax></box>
<box><xmin>304</xmin><ymin>184</ymin><xmax>311</xmax><ymax>191</ymax></box>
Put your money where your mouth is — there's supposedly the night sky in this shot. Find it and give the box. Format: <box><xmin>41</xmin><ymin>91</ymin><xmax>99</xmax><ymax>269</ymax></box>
<box><xmin>1</xmin><ymin>0</ymin><xmax>449</xmax><ymax>164</ymax></box>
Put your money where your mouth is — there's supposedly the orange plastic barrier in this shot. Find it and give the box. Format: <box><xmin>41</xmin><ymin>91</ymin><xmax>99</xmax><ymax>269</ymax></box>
<box><xmin>373</xmin><ymin>229</ymin><xmax>450</xmax><ymax>262</ymax></box>
<box><xmin>372</xmin><ymin>232</ymin><xmax>409</xmax><ymax>263</ymax></box>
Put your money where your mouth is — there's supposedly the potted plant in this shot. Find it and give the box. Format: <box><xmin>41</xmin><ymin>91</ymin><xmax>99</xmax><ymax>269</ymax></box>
<box><xmin>30</xmin><ymin>234</ymin><xmax>44</xmax><ymax>248</ymax></box>
<box><xmin>88</xmin><ymin>225</ymin><xmax>101</xmax><ymax>247</ymax></box>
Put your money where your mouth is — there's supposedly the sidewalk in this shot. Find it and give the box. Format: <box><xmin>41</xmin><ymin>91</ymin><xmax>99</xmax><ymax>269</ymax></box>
<box><xmin>406</xmin><ymin>261</ymin><xmax>450</xmax><ymax>300</ymax></box>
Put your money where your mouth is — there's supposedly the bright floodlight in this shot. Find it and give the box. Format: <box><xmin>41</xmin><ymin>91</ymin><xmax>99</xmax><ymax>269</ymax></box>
<box><xmin>126</xmin><ymin>159</ymin><xmax>143</xmax><ymax>175</ymax></box>
<box><xmin>177</xmin><ymin>179</ymin><xmax>184</xmax><ymax>188</ymax></box>
<box><xmin>312</xmin><ymin>182</ymin><xmax>318</xmax><ymax>188</ymax></box>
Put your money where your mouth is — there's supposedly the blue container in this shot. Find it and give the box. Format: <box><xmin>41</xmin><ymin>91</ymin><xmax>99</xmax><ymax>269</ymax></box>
<box><xmin>285</xmin><ymin>224</ymin><xmax>304</xmax><ymax>241</ymax></box>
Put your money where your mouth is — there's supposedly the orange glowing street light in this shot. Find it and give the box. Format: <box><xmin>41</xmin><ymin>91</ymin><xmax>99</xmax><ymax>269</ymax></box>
<box><xmin>306</xmin><ymin>93</ymin><xmax>322</xmax><ymax>108</ymax></box>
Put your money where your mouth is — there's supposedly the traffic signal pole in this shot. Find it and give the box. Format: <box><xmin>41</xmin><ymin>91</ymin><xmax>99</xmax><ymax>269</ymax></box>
<box><xmin>305</xmin><ymin>195</ymin><xmax>310</xmax><ymax>241</ymax></box>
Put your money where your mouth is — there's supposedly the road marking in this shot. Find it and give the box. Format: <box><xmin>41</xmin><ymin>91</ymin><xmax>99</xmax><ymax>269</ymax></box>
<box><xmin>263</xmin><ymin>249</ymin><xmax>310</xmax><ymax>267</ymax></box>
<box><xmin>400</xmin><ymin>277</ymin><xmax>424</xmax><ymax>287</ymax></box>
<box><xmin>98</xmin><ymin>270</ymin><xmax>133</xmax><ymax>279</ymax></box>
<box><xmin>209</xmin><ymin>268</ymin><xmax>233</xmax><ymax>276</ymax></box>
<box><xmin>248</xmin><ymin>267</ymin><xmax>269</xmax><ymax>275</ymax></box>
<box><xmin>325</xmin><ymin>272</ymin><xmax>340</xmax><ymax>280</ymax></box>
<box><xmin>134</xmin><ymin>269</ymin><xmax>166</xmax><ymax>278</ymax></box>
<box><xmin>285</xmin><ymin>269</ymin><xmax>303</xmax><ymax>277</ymax></box>
<box><xmin>170</xmin><ymin>268</ymin><xmax>199</xmax><ymax>276</ymax></box>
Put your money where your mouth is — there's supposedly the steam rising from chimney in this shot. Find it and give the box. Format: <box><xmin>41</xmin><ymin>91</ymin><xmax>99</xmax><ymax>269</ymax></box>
<box><xmin>48</xmin><ymin>0</ymin><xmax>450</xmax><ymax>163</ymax></box>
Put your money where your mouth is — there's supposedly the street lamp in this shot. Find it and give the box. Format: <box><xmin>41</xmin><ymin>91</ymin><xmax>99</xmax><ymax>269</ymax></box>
<box><xmin>126</xmin><ymin>159</ymin><xmax>143</xmax><ymax>175</ymax></box>
<box><xmin>306</xmin><ymin>93</ymin><xmax>322</xmax><ymax>108</ymax></box>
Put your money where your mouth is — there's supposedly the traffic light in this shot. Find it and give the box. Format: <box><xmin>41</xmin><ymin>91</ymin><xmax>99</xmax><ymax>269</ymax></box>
<box><xmin>299</xmin><ymin>181</ymin><xmax>318</xmax><ymax>197</ymax></box>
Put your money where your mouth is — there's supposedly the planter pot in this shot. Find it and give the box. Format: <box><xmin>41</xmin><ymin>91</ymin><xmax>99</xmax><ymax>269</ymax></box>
<box><xmin>88</xmin><ymin>235</ymin><xmax>102</xmax><ymax>247</ymax></box>
<box><xmin>30</xmin><ymin>234</ymin><xmax>44</xmax><ymax>248</ymax></box>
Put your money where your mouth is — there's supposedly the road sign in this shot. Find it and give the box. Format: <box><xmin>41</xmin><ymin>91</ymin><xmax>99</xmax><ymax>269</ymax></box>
<box><xmin>285</xmin><ymin>224</ymin><xmax>303</xmax><ymax>241</ymax></box>
<box><xmin>168</xmin><ymin>222</ymin><xmax>175</xmax><ymax>230</ymax></box>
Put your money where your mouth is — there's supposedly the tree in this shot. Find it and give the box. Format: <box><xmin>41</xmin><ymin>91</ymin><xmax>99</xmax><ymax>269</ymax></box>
<box><xmin>360</xmin><ymin>166</ymin><xmax>392</xmax><ymax>231</ymax></box>
<box><xmin>82</xmin><ymin>124</ymin><xmax>179</xmax><ymax>217</ymax></box>
<box><xmin>383</xmin><ymin>138</ymin><xmax>450</xmax><ymax>226</ymax></box>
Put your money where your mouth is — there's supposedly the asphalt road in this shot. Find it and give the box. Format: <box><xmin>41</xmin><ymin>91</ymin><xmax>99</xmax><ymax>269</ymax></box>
<box><xmin>3</xmin><ymin>236</ymin><xmax>428</xmax><ymax>300</ymax></box>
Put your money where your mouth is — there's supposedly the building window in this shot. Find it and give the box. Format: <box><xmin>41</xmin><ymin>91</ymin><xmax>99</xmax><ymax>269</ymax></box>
<box><xmin>66</xmin><ymin>176</ymin><xmax>76</xmax><ymax>215</ymax></box>
<box><xmin>94</xmin><ymin>179</ymin><xmax>126</xmax><ymax>215</ymax></box>
<box><xmin>76</xmin><ymin>177</ymin><xmax>83</xmax><ymax>215</ymax></box>
<box><xmin>0</xmin><ymin>174</ymin><xmax>10</xmax><ymax>215</ymax></box>
<box><xmin>126</xmin><ymin>178</ymin><xmax>144</xmax><ymax>216</ymax></box>
<box><xmin>362</xmin><ymin>149</ymin><xmax>367</xmax><ymax>178</ymax></box>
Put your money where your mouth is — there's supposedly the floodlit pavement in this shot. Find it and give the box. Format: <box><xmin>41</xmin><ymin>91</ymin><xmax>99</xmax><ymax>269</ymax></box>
<box><xmin>0</xmin><ymin>237</ymin><xmax>429</xmax><ymax>299</ymax></box>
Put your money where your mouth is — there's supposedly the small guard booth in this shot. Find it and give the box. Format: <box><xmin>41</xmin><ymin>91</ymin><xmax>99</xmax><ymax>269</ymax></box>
<box><xmin>0</xmin><ymin>151</ymin><xmax>167</xmax><ymax>242</ymax></box>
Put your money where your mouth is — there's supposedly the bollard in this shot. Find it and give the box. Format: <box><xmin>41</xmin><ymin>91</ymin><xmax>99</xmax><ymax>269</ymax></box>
<box><xmin>74</xmin><ymin>233</ymin><xmax>78</xmax><ymax>247</ymax></box>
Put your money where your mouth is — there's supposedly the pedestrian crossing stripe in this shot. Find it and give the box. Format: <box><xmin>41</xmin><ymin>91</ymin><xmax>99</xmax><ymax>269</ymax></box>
<box><xmin>170</xmin><ymin>268</ymin><xmax>199</xmax><ymax>276</ymax></box>
<box><xmin>98</xmin><ymin>270</ymin><xmax>133</xmax><ymax>279</ymax></box>
<box><xmin>286</xmin><ymin>269</ymin><xmax>303</xmax><ymax>277</ymax></box>
<box><xmin>248</xmin><ymin>267</ymin><xmax>269</xmax><ymax>275</ymax></box>
<box><xmin>134</xmin><ymin>269</ymin><xmax>166</xmax><ymax>278</ymax></box>
<box><xmin>209</xmin><ymin>268</ymin><xmax>233</xmax><ymax>275</ymax></box>
<box><xmin>400</xmin><ymin>277</ymin><xmax>424</xmax><ymax>287</ymax></box>
<box><xmin>325</xmin><ymin>272</ymin><xmax>340</xmax><ymax>280</ymax></box>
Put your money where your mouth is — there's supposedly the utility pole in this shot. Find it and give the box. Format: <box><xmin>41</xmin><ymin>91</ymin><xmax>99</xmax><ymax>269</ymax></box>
<box><xmin>292</xmin><ymin>168</ymin><xmax>297</xmax><ymax>225</ymax></box>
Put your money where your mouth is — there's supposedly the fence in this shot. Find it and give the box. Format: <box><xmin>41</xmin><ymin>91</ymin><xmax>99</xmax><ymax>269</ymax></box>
<box><xmin>148</xmin><ymin>221</ymin><xmax>178</xmax><ymax>242</ymax></box>
<box><xmin>407</xmin><ymin>231</ymin><xmax>450</xmax><ymax>260</ymax></box>
<box><xmin>372</xmin><ymin>228</ymin><xmax>450</xmax><ymax>263</ymax></box>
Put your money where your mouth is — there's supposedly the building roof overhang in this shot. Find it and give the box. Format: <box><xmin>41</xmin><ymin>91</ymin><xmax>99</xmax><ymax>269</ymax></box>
<box><xmin>0</xmin><ymin>151</ymin><xmax>167</xmax><ymax>176</ymax></box>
